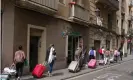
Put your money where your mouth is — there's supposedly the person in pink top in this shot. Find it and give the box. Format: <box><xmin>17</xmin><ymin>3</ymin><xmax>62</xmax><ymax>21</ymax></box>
<box><xmin>14</xmin><ymin>45</ymin><xmax>26</xmax><ymax>80</ymax></box>
<box><xmin>114</xmin><ymin>48</ymin><xmax>119</xmax><ymax>62</ymax></box>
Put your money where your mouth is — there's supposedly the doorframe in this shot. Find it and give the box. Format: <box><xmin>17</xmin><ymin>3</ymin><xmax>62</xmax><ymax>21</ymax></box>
<box><xmin>27</xmin><ymin>24</ymin><xmax>46</xmax><ymax>69</ymax></box>
<box><xmin>65</xmin><ymin>36</ymin><xmax>68</xmax><ymax>58</ymax></box>
<box><xmin>66</xmin><ymin>35</ymin><xmax>81</xmax><ymax>64</ymax></box>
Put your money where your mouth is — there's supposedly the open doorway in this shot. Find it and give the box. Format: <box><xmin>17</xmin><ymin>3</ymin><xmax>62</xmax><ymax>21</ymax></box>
<box><xmin>67</xmin><ymin>36</ymin><xmax>83</xmax><ymax>65</ymax></box>
<box><xmin>30</xmin><ymin>36</ymin><xmax>40</xmax><ymax>71</ymax></box>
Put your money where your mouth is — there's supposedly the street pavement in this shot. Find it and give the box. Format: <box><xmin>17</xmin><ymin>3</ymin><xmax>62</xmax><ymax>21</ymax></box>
<box><xmin>65</xmin><ymin>59</ymin><xmax>133</xmax><ymax>80</ymax></box>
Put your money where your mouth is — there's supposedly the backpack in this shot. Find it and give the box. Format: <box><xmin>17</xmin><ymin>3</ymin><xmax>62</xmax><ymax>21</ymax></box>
<box><xmin>90</xmin><ymin>50</ymin><xmax>94</xmax><ymax>55</ymax></box>
<box><xmin>98</xmin><ymin>49</ymin><xmax>102</xmax><ymax>54</ymax></box>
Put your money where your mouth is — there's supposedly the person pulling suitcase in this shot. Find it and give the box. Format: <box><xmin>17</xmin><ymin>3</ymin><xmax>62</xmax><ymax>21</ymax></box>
<box><xmin>104</xmin><ymin>48</ymin><xmax>110</xmax><ymax>65</ymax></box>
<box><xmin>45</xmin><ymin>44</ymin><xmax>56</xmax><ymax>77</ymax></box>
<box><xmin>88</xmin><ymin>47</ymin><xmax>96</xmax><ymax>61</ymax></box>
<box><xmin>114</xmin><ymin>48</ymin><xmax>119</xmax><ymax>63</ymax></box>
<box><xmin>14</xmin><ymin>45</ymin><xmax>26</xmax><ymax>80</ymax></box>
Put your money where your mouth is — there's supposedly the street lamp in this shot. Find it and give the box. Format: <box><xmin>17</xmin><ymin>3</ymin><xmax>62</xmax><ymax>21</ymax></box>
<box><xmin>0</xmin><ymin>7</ymin><xmax>2</xmax><ymax>74</ymax></box>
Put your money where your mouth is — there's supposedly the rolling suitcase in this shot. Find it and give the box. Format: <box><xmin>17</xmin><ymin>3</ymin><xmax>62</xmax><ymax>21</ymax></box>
<box><xmin>68</xmin><ymin>61</ymin><xmax>79</xmax><ymax>72</ymax></box>
<box><xmin>88</xmin><ymin>59</ymin><xmax>96</xmax><ymax>68</ymax></box>
<box><xmin>109</xmin><ymin>57</ymin><xmax>114</xmax><ymax>63</ymax></box>
<box><xmin>99</xmin><ymin>60</ymin><xmax>104</xmax><ymax>65</ymax></box>
<box><xmin>32</xmin><ymin>63</ymin><xmax>46</xmax><ymax>78</ymax></box>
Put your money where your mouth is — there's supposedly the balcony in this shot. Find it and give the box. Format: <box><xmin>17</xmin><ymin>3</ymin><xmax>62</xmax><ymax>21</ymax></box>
<box><xmin>69</xmin><ymin>4</ymin><xmax>89</xmax><ymax>23</ymax></box>
<box><xmin>16</xmin><ymin>0</ymin><xmax>58</xmax><ymax>15</ymax></box>
<box><xmin>95</xmin><ymin>0</ymin><xmax>119</xmax><ymax>11</ymax></box>
<box><xmin>97</xmin><ymin>17</ymin><xmax>103</xmax><ymax>26</ymax></box>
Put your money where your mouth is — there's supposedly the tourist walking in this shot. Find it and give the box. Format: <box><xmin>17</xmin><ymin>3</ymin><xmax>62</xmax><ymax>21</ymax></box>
<box><xmin>88</xmin><ymin>47</ymin><xmax>96</xmax><ymax>61</ymax></box>
<box><xmin>14</xmin><ymin>45</ymin><xmax>26</xmax><ymax>80</ymax></box>
<box><xmin>114</xmin><ymin>48</ymin><xmax>119</xmax><ymax>62</ymax></box>
<box><xmin>98</xmin><ymin>47</ymin><xmax>105</xmax><ymax>60</ymax></box>
<box><xmin>119</xmin><ymin>48</ymin><xmax>123</xmax><ymax>61</ymax></box>
<box><xmin>104</xmin><ymin>48</ymin><xmax>110</xmax><ymax>64</ymax></box>
<box><xmin>45</xmin><ymin>44</ymin><xmax>56</xmax><ymax>77</ymax></box>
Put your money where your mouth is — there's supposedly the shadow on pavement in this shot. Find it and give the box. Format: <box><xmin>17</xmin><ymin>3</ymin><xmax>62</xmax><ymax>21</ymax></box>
<box><xmin>52</xmin><ymin>72</ymin><xmax>64</xmax><ymax>76</ymax></box>
<box><xmin>129</xmin><ymin>71</ymin><xmax>133</xmax><ymax>76</ymax></box>
<box><xmin>23</xmin><ymin>78</ymin><xmax>37</xmax><ymax>80</ymax></box>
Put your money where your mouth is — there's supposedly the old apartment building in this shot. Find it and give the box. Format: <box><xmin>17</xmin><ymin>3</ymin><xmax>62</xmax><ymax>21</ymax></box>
<box><xmin>1</xmin><ymin>0</ymin><xmax>133</xmax><ymax>74</ymax></box>
<box><xmin>117</xmin><ymin>0</ymin><xmax>133</xmax><ymax>56</ymax></box>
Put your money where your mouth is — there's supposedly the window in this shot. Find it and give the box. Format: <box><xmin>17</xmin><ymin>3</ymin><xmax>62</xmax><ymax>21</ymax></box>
<box><xmin>117</xmin><ymin>20</ymin><xmax>118</xmax><ymax>25</ymax></box>
<box><xmin>121</xmin><ymin>19</ymin><xmax>124</xmax><ymax>29</ymax></box>
<box><xmin>108</xmin><ymin>14</ymin><xmax>112</xmax><ymax>29</ymax></box>
<box><xmin>116</xmin><ymin>38</ymin><xmax>118</xmax><ymax>48</ymax></box>
<box><xmin>59</xmin><ymin>0</ymin><xmax>65</xmax><ymax>4</ymax></box>
<box><xmin>95</xmin><ymin>8</ymin><xmax>101</xmax><ymax>17</ymax></box>
<box><xmin>106</xmin><ymin>40</ymin><xmax>110</xmax><ymax>50</ymax></box>
<box><xmin>128</xmin><ymin>20</ymin><xmax>131</xmax><ymax>29</ymax></box>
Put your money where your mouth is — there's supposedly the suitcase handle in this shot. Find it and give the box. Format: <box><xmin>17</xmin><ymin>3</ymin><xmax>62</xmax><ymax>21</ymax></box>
<box><xmin>42</xmin><ymin>61</ymin><xmax>48</xmax><ymax>66</ymax></box>
<box><xmin>10</xmin><ymin>63</ymin><xmax>16</xmax><ymax>70</ymax></box>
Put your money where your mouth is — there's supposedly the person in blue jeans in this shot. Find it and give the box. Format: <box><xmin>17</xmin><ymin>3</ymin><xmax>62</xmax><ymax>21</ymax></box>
<box><xmin>45</xmin><ymin>44</ymin><xmax>56</xmax><ymax>77</ymax></box>
<box><xmin>49</xmin><ymin>60</ymin><xmax>55</xmax><ymax>74</ymax></box>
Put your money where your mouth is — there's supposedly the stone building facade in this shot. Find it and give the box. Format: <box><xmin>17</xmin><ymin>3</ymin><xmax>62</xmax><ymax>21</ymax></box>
<box><xmin>117</xmin><ymin>0</ymin><xmax>133</xmax><ymax>56</ymax></box>
<box><xmin>2</xmin><ymin>0</ymin><xmax>132</xmax><ymax>74</ymax></box>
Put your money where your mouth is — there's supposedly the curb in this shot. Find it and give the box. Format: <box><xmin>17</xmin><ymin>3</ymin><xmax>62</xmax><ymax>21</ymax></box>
<box><xmin>61</xmin><ymin>58</ymin><xmax>133</xmax><ymax>80</ymax></box>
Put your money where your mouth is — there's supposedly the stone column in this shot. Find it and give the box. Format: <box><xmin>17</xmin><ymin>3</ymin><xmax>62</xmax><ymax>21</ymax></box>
<box><xmin>2</xmin><ymin>2</ymin><xmax>15</xmax><ymax>68</ymax></box>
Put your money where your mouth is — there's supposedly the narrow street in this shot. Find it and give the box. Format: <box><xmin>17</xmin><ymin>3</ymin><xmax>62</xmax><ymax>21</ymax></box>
<box><xmin>65</xmin><ymin>60</ymin><xmax>133</xmax><ymax>80</ymax></box>
<box><xmin>1</xmin><ymin>0</ymin><xmax>133</xmax><ymax>80</ymax></box>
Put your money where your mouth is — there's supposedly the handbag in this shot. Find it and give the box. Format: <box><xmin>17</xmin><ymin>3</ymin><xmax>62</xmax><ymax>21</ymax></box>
<box><xmin>24</xmin><ymin>59</ymin><xmax>28</xmax><ymax>66</ymax></box>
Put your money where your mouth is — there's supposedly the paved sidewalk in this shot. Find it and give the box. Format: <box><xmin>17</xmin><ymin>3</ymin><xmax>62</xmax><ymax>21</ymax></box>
<box><xmin>21</xmin><ymin>55</ymin><xmax>133</xmax><ymax>80</ymax></box>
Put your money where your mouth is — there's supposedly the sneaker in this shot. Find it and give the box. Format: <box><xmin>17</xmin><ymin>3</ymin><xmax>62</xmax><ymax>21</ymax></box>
<box><xmin>49</xmin><ymin>73</ymin><xmax>52</xmax><ymax>77</ymax></box>
<box><xmin>47</xmin><ymin>71</ymin><xmax>50</xmax><ymax>76</ymax></box>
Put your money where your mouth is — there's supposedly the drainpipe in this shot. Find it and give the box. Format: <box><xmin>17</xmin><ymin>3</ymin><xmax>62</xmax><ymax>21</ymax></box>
<box><xmin>0</xmin><ymin>10</ymin><xmax>2</xmax><ymax>74</ymax></box>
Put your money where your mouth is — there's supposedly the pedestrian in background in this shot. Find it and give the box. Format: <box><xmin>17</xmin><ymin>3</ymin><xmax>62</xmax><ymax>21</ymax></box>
<box><xmin>75</xmin><ymin>46</ymin><xmax>82</xmax><ymax>61</ymax></box>
<box><xmin>98</xmin><ymin>47</ymin><xmax>105</xmax><ymax>60</ymax></box>
<box><xmin>104</xmin><ymin>48</ymin><xmax>110</xmax><ymax>64</ymax></box>
<box><xmin>114</xmin><ymin>48</ymin><xmax>119</xmax><ymax>62</ymax></box>
<box><xmin>110</xmin><ymin>49</ymin><xmax>114</xmax><ymax>58</ymax></box>
<box><xmin>45</xmin><ymin>44</ymin><xmax>56</xmax><ymax>77</ymax></box>
<box><xmin>119</xmin><ymin>48</ymin><xmax>123</xmax><ymax>61</ymax></box>
<box><xmin>14</xmin><ymin>45</ymin><xmax>25</xmax><ymax>80</ymax></box>
<box><xmin>88</xmin><ymin>47</ymin><xmax>96</xmax><ymax>61</ymax></box>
